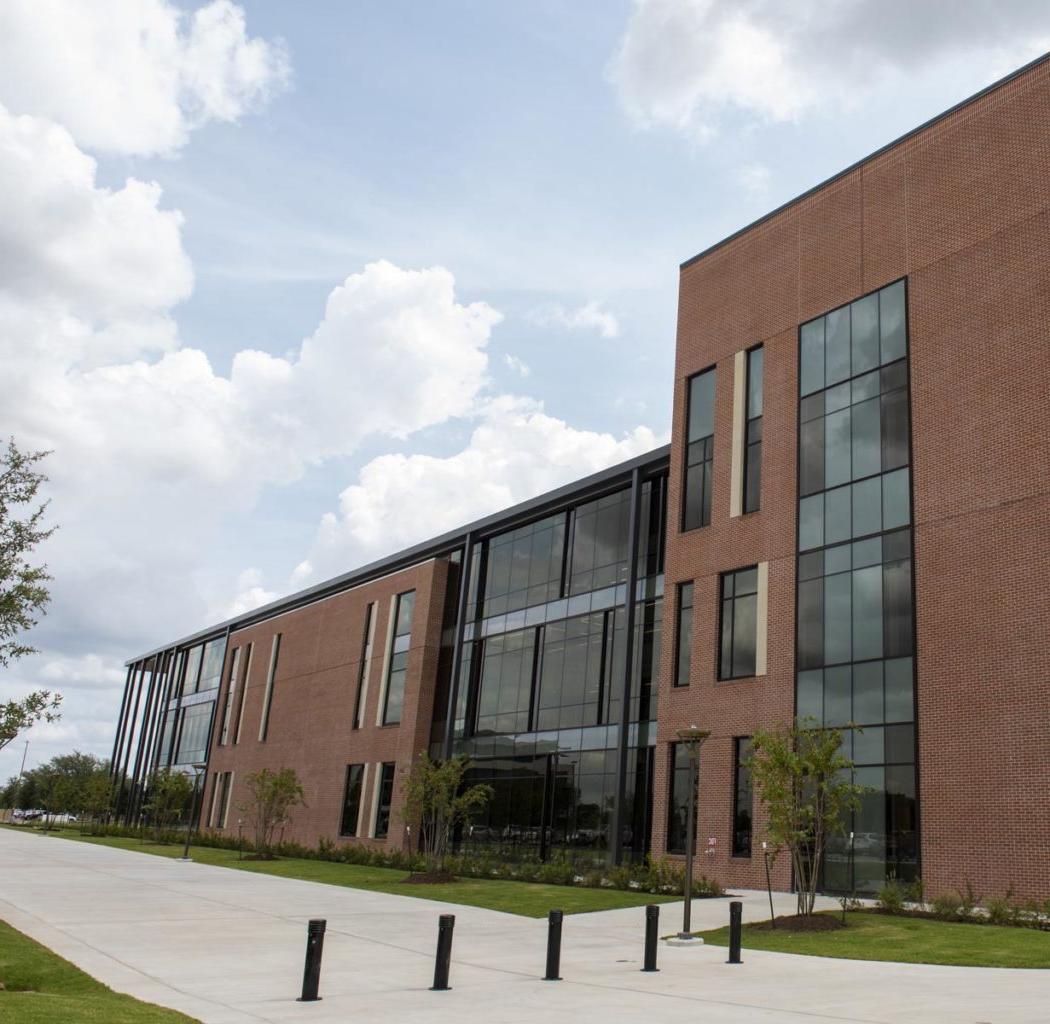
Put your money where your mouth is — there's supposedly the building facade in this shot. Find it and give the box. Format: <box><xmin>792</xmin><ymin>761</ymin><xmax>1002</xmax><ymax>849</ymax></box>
<box><xmin>111</xmin><ymin>56</ymin><xmax>1050</xmax><ymax>900</ymax></box>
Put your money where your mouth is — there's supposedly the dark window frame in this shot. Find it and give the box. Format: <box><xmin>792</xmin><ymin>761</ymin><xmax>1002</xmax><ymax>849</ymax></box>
<box><xmin>374</xmin><ymin>762</ymin><xmax>396</xmax><ymax>838</ymax></box>
<box><xmin>718</xmin><ymin>566</ymin><xmax>759</xmax><ymax>681</ymax></box>
<box><xmin>381</xmin><ymin>591</ymin><xmax>415</xmax><ymax>726</ymax></box>
<box><xmin>673</xmin><ymin>581</ymin><xmax>694</xmax><ymax>688</ymax></box>
<box><xmin>743</xmin><ymin>345</ymin><xmax>763</xmax><ymax>514</ymax></box>
<box><xmin>732</xmin><ymin>737</ymin><xmax>753</xmax><ymax>857</ymax></box>
<box><xmin>682</xmin><ymin>366</ymin><xmax>716</xmax><ymax>532</ymax></box>
<box><xmin>339</xmin><ymin>763</ymin><xmax>365</xmax><ymax>837</ymax></box>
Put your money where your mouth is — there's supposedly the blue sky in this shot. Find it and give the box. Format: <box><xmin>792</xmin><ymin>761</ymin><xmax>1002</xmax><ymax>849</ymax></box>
<box><xmin>0</xmin><ymin>0</ymin><xmax>1046</xmax><ymax>777</ymax></box>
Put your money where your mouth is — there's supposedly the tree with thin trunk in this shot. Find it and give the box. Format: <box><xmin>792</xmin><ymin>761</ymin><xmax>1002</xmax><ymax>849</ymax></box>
<box><xmin>748</xmin><ymin>719</ymin><xmax>863</xmax><ymax>916</ymax></box>
<box><xmin>400</xmin><ymin>753</ymin><xmax>492</xmax><ymax>875</ymax></box>
<box><xmin>1</xmin><ymin>439</ymin><xmax>61</xmax><ymax>752</ymax></box>
<box><xmin>240</xmin><ymin>767</ymin><xmax>305</xmax><ymax>857</ymax></box>
<box><xmin>144</xmin><ymin>767</ymin><xmax>194</xmax><ymax>841</ymax></box>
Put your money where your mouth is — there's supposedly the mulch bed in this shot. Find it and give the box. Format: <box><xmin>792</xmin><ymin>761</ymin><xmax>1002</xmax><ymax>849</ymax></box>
<box><xmin>402</xmin><ymin>871</ymin><xmax>459</xmax><ymax>884</ymax></box>
<box><xmin>751</xmin><ymin>914</ymin><xmax>846</xmax><ymax>932</ymax></box>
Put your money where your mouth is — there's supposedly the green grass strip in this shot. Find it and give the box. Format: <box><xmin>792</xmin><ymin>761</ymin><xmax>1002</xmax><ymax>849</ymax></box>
<box><xmin>0</xmin><ymin>918</ymin><xmax>198</xmax><ymax>1023</ymax></box>
<box><xmin>698</xmin><ymin>910</ymin><xmax>1050</xmax><ymax>969</ymax></box>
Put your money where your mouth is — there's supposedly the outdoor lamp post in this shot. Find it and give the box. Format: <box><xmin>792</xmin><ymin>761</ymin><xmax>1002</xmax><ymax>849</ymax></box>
<box><xmin>676</xmin><ymin>726</ymin><xmax>710</xmax><ymax>940</ymax></box>
<box><xmin>179</xmin><ymin>763</ymin><xmax>208</xmax><ymax>862</ymax></box>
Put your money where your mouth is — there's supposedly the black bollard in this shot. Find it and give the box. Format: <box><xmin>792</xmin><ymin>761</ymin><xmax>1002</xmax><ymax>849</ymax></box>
<box><xmin>727</xmin><ymin>900</ymin><xmax>743</xmax><ymax>964</ymax></box>
<box><xmin>298</xmin><ymin>918</ymin><xmax>326</xmax><ymax>1002</ymax></box>
<box><xmin>642</xmin><ymin>903</ymin><xmax>660</xmax><ymax>972</ymax></box>
<box><xmin>544</xmin><ymin>909</ymin><xmax>563</xmax><ymax>981</ymax></box>
<box><xmin>431</xmin><ymin>914</ymin><xmax>455</xmax><ymax>991</ymax></box>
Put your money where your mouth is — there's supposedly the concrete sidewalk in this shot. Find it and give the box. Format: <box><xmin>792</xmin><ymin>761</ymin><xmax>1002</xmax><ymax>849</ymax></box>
<box><xmin>0</xmin><ymin>828</ymin><xmax>1044</xmax><ymax>1024</ymax></box>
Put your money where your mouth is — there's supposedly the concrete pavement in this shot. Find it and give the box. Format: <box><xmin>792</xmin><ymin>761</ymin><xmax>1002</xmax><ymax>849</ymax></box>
<box><xmin>0</xmin><ymin>828</ymin><xmax>1044</xmax><ymax>1023</ymax></box>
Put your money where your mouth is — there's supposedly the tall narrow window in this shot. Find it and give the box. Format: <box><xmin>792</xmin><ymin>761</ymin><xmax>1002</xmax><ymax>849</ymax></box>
<box><xmin>382</xmin><ymin>592</ymin><xmax>415</xmax><ymax>725</ymax></box>
<box><xmin>683</xmin><ymin>368</ymin><xmax>716</xmax><ymax>530</ymax></box>
<box><xmin>674</xmin><ymin>582</ymin><xmax>694</xmax><ymax>687</ymax></box>
<box><xmin>258</xmin><ymin>634</ymin><xmax>280</xmax><ymax>742</ymax></box>
<box><xmin>232</xmin><ymin>642</ymin><xmax>252</xmax><ymax>744</ymax></box>
<box><xmin>732</xmin><ymin>738</ymin><xmax>753</xmax><ymax>857</ymax></box>
<box><xmin>340</xmin><ymin>764</ymin><xmax>365</xmax><ymax>837</ymax></box>
<box><xmin>218</xmin><ymin>647</ymin><xmax>241</xmax><ymax>745</ymax></box>
<box><xmin>743</xmin><ymin>346</ymin><xmax>763</xmax><ymax>513</ymax></box>
<box><xmin>719</xmin><ymin>567</ymin><xmax>758</xmax><ymax>679</ymax></box>
<box><xmin>374</xmin><ymin>762</ymin><xmax>396</xmax><ymax>838</ymax></box>
<box><xmin>353</xmin><ymin>605</ymin><xmax>376</xmax><ymax>730</ymax></box>
<box><xmin>212</xmin><ymin>771</ymin><xmax>233</xmax><ymax>828</ymax></box>
<box><xmin>666</xmin><ymin>742</ymin><xmax>696</xmax><ymax>855</ymax></box>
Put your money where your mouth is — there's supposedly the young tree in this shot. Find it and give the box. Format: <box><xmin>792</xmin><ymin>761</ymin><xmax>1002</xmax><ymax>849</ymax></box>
<box><xmin>143</xmin><ymin>768</ymin><xmax>195</xmax><ymax>840</ymax></box>
<box><xmin>80</xmin><ymin>764</ymin><xmax>114</xmax><ymax>832</ymax></box>
<box><xmin>400</xmin><ymin>753</ymin><xmax>492</xmax><ymax>874</ymax></box>
<box><xmin>1</xmin><ymin>440</ymin><xmax>61</xmax><ymax>752</ymax></box>
<box><xmin>240</xmin><ymin>767</ymin><xmax>305</xmax><ymax>856</ymax></box>
<box><xmin>0</xmin><ymin>440</ymin><xmax>56</xmax><ymax>665</ymax></box>
<box><xmin>748</xmin><ymin>719</ymin><xmax>864</xmax><ymax>916</ymax></box>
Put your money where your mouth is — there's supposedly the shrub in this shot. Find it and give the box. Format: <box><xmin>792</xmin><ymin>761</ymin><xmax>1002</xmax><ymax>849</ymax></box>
<box><xmin>986</xmin><ymin>888</ymin><xmax>1017</xmax><ymax>927</ymax></box>
<box><xmin>958</xmin><ymin>881</ymin><xmax>981</xmax><ymax>919</ymax></box>
<box><xmin>931</xmin><ymin>890</ymin><xmax>963</xmax><ymax>920</ymax></box>
<box><xmin>877</xmin><ymin>879</ymin><xmax>907</xmax><ymax>915</ymax></box>
<box><xmin>905</xmin><ymin>878</ymin><xmax>925</xmax><ymax>909</ymax></box>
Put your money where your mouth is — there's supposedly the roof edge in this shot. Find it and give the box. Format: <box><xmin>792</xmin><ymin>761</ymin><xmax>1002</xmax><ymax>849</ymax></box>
<box><xmin>680</xmin><ymin>50</ymin><xmax>1050</xmax><ymax>271</ymax></box>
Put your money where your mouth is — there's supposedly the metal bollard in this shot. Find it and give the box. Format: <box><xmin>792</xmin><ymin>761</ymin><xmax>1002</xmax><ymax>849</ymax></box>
<box><xmin>431</xmin><ymin>914</ymin><xmax>455</xmax><ymax>991</ymax></box>
<box><xmin>727</xmin><ymin>900</ymin><xmax>743</xmax><ymax>964</ymax></box>
<box><xmin>544</xmin><ymin>909</ymin><xmax>563</xmax><ymax>981</ymax></box>
<box><xmin>298</xmin><ymin>918</ymin><xmax>326</xmax><ymax>1002</ymax></box>
<box><xmin>642</xmin><ymin>903</ymin><xmax>660</xmax><ymax>972</ymax></box>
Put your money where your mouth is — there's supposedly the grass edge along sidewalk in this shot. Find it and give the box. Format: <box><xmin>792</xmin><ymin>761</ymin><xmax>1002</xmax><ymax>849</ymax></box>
<box><xmin>0</xmin><ymin>918</ymin><xmax>199</xmax><ymax>1024</ymax></box>
<box><xmin>27</xmin><ymin>829</ymin><xmax>683</xmax><ymax>917</ymax></box>
<box><xmin>698</xmin><ymin>910</ymin><xmax>1050</xmax><ymax>969</ymax></box>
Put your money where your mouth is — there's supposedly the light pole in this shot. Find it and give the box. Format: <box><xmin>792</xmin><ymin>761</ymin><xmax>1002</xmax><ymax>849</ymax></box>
<box><xmin>677</xmin><ymin>726</ymin><xmax>710</xmax><ymax>940</ymax></box>
<box><xmin>179</xmin><ymin>763</ymin><xmax>207</xmax><ymax>862</ymax></box>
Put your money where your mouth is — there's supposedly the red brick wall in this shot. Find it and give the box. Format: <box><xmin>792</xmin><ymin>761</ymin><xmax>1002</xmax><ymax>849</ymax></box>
<box><xmin>662</xmin><ymin>59</ymin><xmax>1050</xmax><ymax>899</ymax></box>
<box><xmin>201</xmin><ymin>557</ymin><xmax>450</xmax><ymax>852</ymax></box>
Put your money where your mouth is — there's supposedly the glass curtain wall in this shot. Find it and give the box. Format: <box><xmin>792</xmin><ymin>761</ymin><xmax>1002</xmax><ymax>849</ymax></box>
<box><xmin>452</xmin><ymin>475</ymin><xmax>666</xmax><ymax>864</ymax></box>
<box><xmin>795</xmin><ymin>280</ymin><xmax>918</xmax><ymax>892</ymax></box>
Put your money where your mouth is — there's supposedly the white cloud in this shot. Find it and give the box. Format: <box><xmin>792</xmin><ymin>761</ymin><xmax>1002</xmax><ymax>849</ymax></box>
<box><xmin>0</xmin><ymin>0</ymin><xmax>289</xmax><ymax>156</ymax></box>
<box><xmin>739</xmin><ymin>162</ymin><xmax>771</xmax><ymax>199</ymax></box>
<box><xmin>609</xmin><ymin>0</ymin><xmax>1050</xmax><ymax>139</ymax></box>
<box><xmin>298</xmin><ymin>395</ymin><xmax>662</xmax><ymax>582</ymax></box>
<box><xmin>210</xmin><ymin>569</ymin><xmax>279</xmax><ymax>620</ymax></box>
<box><xmin>528</xmin><ymin>301</ymin><xmax>621</xmax><ymax>339</ymax></box>
<box><xmin>503</xmin><ymin>353</ymin><xmax>531</xmax><ymax>377</ymax></box>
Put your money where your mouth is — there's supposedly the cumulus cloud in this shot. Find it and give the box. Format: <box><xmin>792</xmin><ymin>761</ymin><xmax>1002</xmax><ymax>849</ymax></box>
<box><xmin>527</xmin><ymin>301</ymin><xmax>621</xmax><ymax>339</ymax></box>
<box><xmin>298</xmin><ymin>395</ymin><xmax>663</xmax><ymax>582</ymax></box>
<box><xmin>0</xmin><ymin>0</ymin><xmax>290</xmax><ymax>156</ymax></box>
<box><xmin>609</xmin><ymin>0</ymin><xmax>1050</xmax><ymax>139</ymax></box>
<box><xmin>503</xmin><ymin>353</ymin><xmax>531</xmax><ymax>377</ymax></box>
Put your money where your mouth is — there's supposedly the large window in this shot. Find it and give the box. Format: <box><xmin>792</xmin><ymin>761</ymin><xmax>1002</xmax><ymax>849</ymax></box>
<box><xmin>719</xmin><ymin>567</ymin><xmax>758</xmax><ymax>680</ymax></box>
<box><xmin>174</xmin><ymin>702</ymin><xmax>212</xmax><ymax>765</ymax></box>
<box><xmin>477</xmin><ymin>628</ymin><xmax>536</xmax><ymax>734</ymax></box>
<box><xmin>674</xmin><ymin>582</ymin><xmax>693</xmax><ymax>687</ymax></box>
<box><xmin>340</xmin><ymin>764</ymin><xmax>364</xmax><ymax>837</ymax></box>
<box><xmin>744</xmin><ymin>346</ymin><xmax>763</xmax><ymax>513</ymax></box>
<box><xmin>374</xmin><ymin>762</ymin><xmax>396</xmax><ymax>838</ymax></box>
<box><xmin>480</xmin><ymin>512</ymin><xmax>566</xmax><ymax>618</ymax></box>
<box><xmin>666</xmin><ymin>742</ymin><xmax>696</xmax><ymax>855</ymax></box>
<box><xmin>795</xmin><ymin>280</ymin><xmax>917</xmax><ymax>891</ymax></box>
<box><xmin>683</xmin><ymin>368</ymin><xmax>716</xmax><ymax>530</ymax></box>
<box><xmin>382</xmin><ymin>591</ymin><xmax>415</xmax><ymax>725</ymax></box>
<box><xmin>732</xmin><ymin>738</ymin><xmax>753</xmax><ymax>857</ymax></box>
<box><xmin>568</xmin><ymin>490</ymin><xmax>632</xmax><ymax>595</ymax></box>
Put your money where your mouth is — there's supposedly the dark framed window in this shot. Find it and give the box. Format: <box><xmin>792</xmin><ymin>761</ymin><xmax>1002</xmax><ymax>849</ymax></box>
<box><xmin>719</xmin><ymin>567</ymin><xmax>758</xmax><ymax>680</ymax></box>
<box><xmin>683</xmin><ymin>368</ymin><xmax>715</xmax><ymax>530</ymax></box>
<box><xmin>666</xmin><ymin>742</ymin><xmax>696</xmax><ymax>855</ymax></box>
<box><xmin>352</xmin><ymin>604</ymin><xmax>375</xmax><ymax>730</ymax></box>
<box><xmin>674</xmin><ymin>582</ymin><xmax>694</xmax><ymax>687</ymax></box>
<box><xmin>382</xmin><ymin>591</ymin><xmax>415</xmax><ymax>725</ymax></box>
<box><xmin>732</xmin><ymin>738</ymin><xmax>753</xmax><ymax>857</ymax></box>
<box><xmin>743</xmin><ymin>346</ymin><xmax>763</xmax><ymax>513</ymax></box>
<box><xmin>374</xmin><ymin>762</ymin><xmax>396</xmax><ymax>838</ymax></box>
<box><xmin>340</xmin><ymin>764</ymin><xmax>365</xmax><ymax>836</ymax></box>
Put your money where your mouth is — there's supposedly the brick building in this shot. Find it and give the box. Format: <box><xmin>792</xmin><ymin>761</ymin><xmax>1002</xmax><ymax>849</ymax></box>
<box><xmin>111</xmin><ymin>55</ymin><xmax>1050</xmax><ymax>900</ymax></box>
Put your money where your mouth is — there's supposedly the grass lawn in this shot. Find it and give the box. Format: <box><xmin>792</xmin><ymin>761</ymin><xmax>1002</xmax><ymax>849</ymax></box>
<box><xmin>698</xmin><ymin>911</ymin><xmax>1050</xmax><ymax>969</ymax></box>
<box><xmin>25</xmin><ymin>828</ymin><xmax>680</xmax><ymax>918</ymax></box>
<box><xmin>0</xmin><ymin>918</ymin><xmax>198</xmax><ymax>1023</ymax></box>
